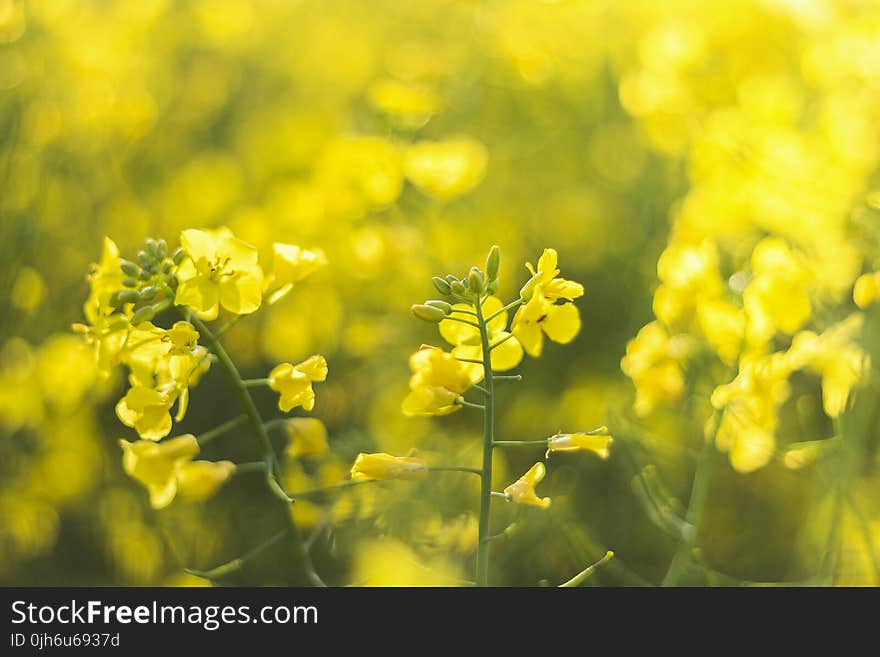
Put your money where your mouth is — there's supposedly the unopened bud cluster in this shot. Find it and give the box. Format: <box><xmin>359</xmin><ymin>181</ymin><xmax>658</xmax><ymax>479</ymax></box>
<box><xmin>110</xmin><ymin>238</ymin><xmax>182</xmax><ymax>324</ymax></box>
<box><xmin>412</xmin><ymin>245</ymin><xmax>501</xmax><ymax>322</ymax></box>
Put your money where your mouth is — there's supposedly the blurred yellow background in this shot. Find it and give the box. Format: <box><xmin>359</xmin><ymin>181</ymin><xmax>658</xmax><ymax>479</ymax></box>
<box><xmin>2</xmin><ymin>0</ymin><xmax>880</xmax><ymax>586</ymax></box>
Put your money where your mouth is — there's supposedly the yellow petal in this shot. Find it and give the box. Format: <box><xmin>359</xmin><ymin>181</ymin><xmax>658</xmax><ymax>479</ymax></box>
<box><xmin>219</xmin><ymin>273</ymin><xmax>263</xmax><ymax>315</ymax></box>
<box><xmin>513</xmin><ymin>319</ymin><xmax>543</xmax><ymax>358</ymax></box>
<box><xmin>439</xmin><ymin>304</ymin><xmax>479</xmax><ymax>345</ymax></box>
<box><xmin>180</xmin><ymin>229</ymin><xmax>217</xmax><ymax>263</ymax></box>
<box><xmin>543</xmin><ymin>303</ymin><xmax>581</xmax><ymax>344</ymax></box>
<box><xmin>175</xmin><ymin>275</ymin><xmax>219</xmax><ymax>317</ymax></box>
<box><xmin>489</xmin><ymin>333</ymin><xmax>523</xmax><ymax>371</ymax></box>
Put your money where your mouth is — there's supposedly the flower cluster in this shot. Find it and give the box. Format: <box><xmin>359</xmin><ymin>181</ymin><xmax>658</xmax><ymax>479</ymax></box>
<box><xmin>348</xmin><ymin>245</ymin><xmax>613</xmax><ymax>586</ymax></box>
<box><xmin>75</xmin><ymin>228</ymin><xmax>328</xmax><ymax>508</ymax></box>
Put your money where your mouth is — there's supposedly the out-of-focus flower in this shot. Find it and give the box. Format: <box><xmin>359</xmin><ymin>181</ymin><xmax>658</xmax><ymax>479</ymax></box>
<box><xmin>787</xmin><ymin>315</ymin><xmax>869</xmax><ymax>418</ymax></box>
<box><xmin>401</xmin><ymin>346</ymin><xmax>480</xmax><ymax>416</ymax></box>
<box><xmin>546</xmin><ymin>430</ymin><xmax>613</xmax><ymax>459</ymax></box>
<box><xmin>283</xmin><ymin>417</ymin><xmax>329</xmax><ymax>459</ymax></box>
<box><xmin>503</xmin><ymin>462</ymin><xmax>551</xmax><ymax>509</ymax></box>
<box><xmin>175</xmin><ymin>227</ymin><xmax>264</xmax><ymax>320</ymax></box>
<box><xmin>268</xmin><ymin>355</ymin><xmax>328</xmax><ymax>412</ymax></box>
<box><xmin>653</xmin><ymin>240</ymin><xmax>721</xmax><ymax>327</ymax></box>
<box><xmin>853</xmin><ymin>272</ymin><xmax>880</xmax><ymax>309</ymax></box>
<box><xmin>743</xmin><ymin>237</ymin><xmax>812</xmax><ymax>345</ymax></box>
<box><xmin>175</xmin><ymin>460</ymin><xmax>236</xmax><ymax>502</ymax></box>
<box><xmin>267</xmin><ymin>243</ymin><xmax>327</xmax><ymax>304</ymax></box>
<box><xmin>621</xmin><ymin>322</ymin><xmax>688</xmax><ymax>416</ymax></box>
<box><xmin>350</xmin><ymin>452</ymin><xmax>428</xmax><ymax>481</ymax></box>
<box><xmin>367</xmin><ymin>78</ymin><xmax>443</xmax><ymax>128</ymax></box>
<box><xmin>439</xmin><ymin>296</ymin><xmax>523</xmax><ymax>371</ymax></box>
<box><xmin>711</xmin><ymin>352</ymin><xmax>792</xmax><ymax>473</ymax></box>
<box><xmin>119</xmin><ymin>435</ymin><xmax>200</xmax><ymax>509</ymax></box>
<box><xmin>513</xmin><ymin>249</ymin><xmax>583</xmax><ymax>357</ymax></box>
<box><xmin>403</xmin><ymin>137</ymin><xmax>488</xmax><ymax>199</ymax></box>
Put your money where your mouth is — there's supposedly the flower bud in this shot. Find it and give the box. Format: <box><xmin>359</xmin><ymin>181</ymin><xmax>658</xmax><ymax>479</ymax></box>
<box><xmin>156</xmin><ymin>239</ymin><xmax>168</xmax><ymax>259</ymax></box>
<box><xmin>120</xmin><ymin>260</ymin><xmax>139</xmax><ymax>277</ymax></box>
<box><xmin>137</xmin><ymin>250</ymin><xmax>151</xmax><ymax>267</ymax></box>
<box><xmin>450</xmin><ymin>280</ymin><xmax>466</xmax><ymax>295</ymax></box>
<box><xmin>172</xmin><ymin>247</ymin><xmax>185</xmax><ymax>266</ymax></box>
<box><xmin>486</xmin><ymin>279</ymin><xmax>499</xmax><ymax>295</ymax></box>
<box><xmin>445</xmin><ymin>274</ymin><xmax>458</xmax><ymax>283</ymax></box>
<box><xmin>411</xmin><ymin>304</ymin><xmax>447</xmax><ymax>322</ymax></box>
<box><xmin>468</xmin><ymin>267</ymin><xmax>484</xmax><ymax>294</ymax></box>
<box><xmin>485</xmin><ymin>245</ymin><xmax>500</xmax><ymax>282</ymax></box>
<box><xmin>519</xmin><ymin>270</ymin><xmax>543</xmax><ymax>301</ymax></box>
<box><xmin>130</xmin><ymin>305</ymin><xmax>157</xmax><ymax>324</ymax></box>
<box><xmin>122</xmin><ymin>277</ymin><xmax>138</xmax><ymax>288</ymax></box>
<box><xmin>139</xmin><ymin>286</ymin><xmax>158</xmax><ymax>301</ymax></box>
<box><xmin>432</xmin><ymin>276</ymin><xmax>452</xmax><ymax>295</ymax></box>
<box><xmin>162</xmin><ymin>261</ymin><xmax>173</xmax><ymax>274</ymax></box>
<box><xmin>111</xmin><ymin>289</ymin><xmax>140</xmax><ymax>307</ymax></box>
<box><xmin>425</xmin><ymin>299</ymin><xmax>452</xmax><ymax>314</ymax></box>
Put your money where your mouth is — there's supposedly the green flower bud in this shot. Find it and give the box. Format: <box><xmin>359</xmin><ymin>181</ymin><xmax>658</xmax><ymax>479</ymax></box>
<box><xmin>519</xmin><ymin>270</ymin><xmax>543</xmax><ymax>301</ymax></box>
<box><xmin>425</xmin><ymin>299</ymin><xmax>452</xmax><ymax>314</ymax></box>
<box><xmin>139</xmin><ymin>286</ymin><xmax>158</xmax><ymax>301</ymax></box>
<box><xmin>137</xmin><ymin>250</ymin><xmax>150</xmax><ymax>267</ymax></box>
<box><xmin>450</xmin><ymin>280</ymin><xmax>466</xmax><ymax>295</ymax></box>
<box><xmin>130</xmin><ymin>305</ymin><xmax>157</xmax><ymax>325</ymax></box>
<box><xmin>468</xmin><ymin>267</ymin><xmax>484</xmax><ymax>294</ymax></box>
<box><xmin>112</xmin><ymin>289</ymin><xmax>140</xmax><ymax>306</ymax></box>
<box><xmin>156</xmin><ymin>239</ymin><xmax>168</xmax><ymax>259</ymax></box>
<box><xmin>138</xmin><ymin>269</ymin><xmax>152</xmax><ymax>281</ymax></box>
<box><xmin>167</xmin><ymin>273</ymin><xmax>179</xmax><ymax>288</ymax></box>
<box><xmin>432</xmin><ymin>276</ymin><xmax>452</xmax><ymax>295</ymax></box>
<box><xmin>485</xmin><ymin>245</ymin><xmax>500</xmax><ymax>282</ymax></box>
<box><xmin>172</xmin><ymin>247</ymin><xmax>185</xmax><ymax>266</ymax></box>
<box><xmin>445</xmin><ymin>274</ymin><xmax>458</xmax><ymax>283</ymax></box>
<box><xmin>411</xmin><ymin>304</ymin><xmax>447</xmax><ymax>323</ymax></box>
<box><xmin>162</xmin><ymin>261</ymin><xmax>173</xmax><ymax>274</ymax></box>
<box><xmin>486</xmin><ymin>279</ymin><xmax>499</xmax><ymax>295</ymax></box>
<box><xmin>120</xmin><ymin>260</ymin><xmax>139</xmax><ymax>277</ymax></box>
<box><xmin>122</xmin><ymin>277</ymin><xmax>138</xmax><ymax>288</ymax></box>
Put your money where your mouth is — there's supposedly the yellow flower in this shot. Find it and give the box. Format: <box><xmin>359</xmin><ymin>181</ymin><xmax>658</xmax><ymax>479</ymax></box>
<box><xmin>367</xmin><ymin>78</ymin><xmax>443</xmax><ymax>128</ymax></box>
<box><xmin>620</xmin><ymin>322</ymin><xmax>687</xmax><ymax>416</ymax></box>
<box><xmin>512</xmin><ymin>249</ymin><xmax>583</xmax><ymax>358</ymax></box>
<box><xmin>439</xmin><ymin>296</ymin><xmax>523</xmax><ymax>372</ymax></box>
<box><xmin>283</xmin><ymin>417</ymin><xmax>329</xmax><ymax>459</ymax></box>
<box><xmin>176</xmin><ymin>460</ymin><xmax>236</xmax><ymax>502</ymax></box>
<box><xmin>268</xmin><ymin>355</ymin><xmax>328</xmax><ymax>412</ymax></box>
<box><xmin>653</xmin><ymin>239</ymin><xmax>722</xmax><ymax>327</ymax></box>
<box><xmin>266</xmin><ymin>243</ymin><xmax>327</xmax><ymax>305</ymax></box>
<box><xmin>403</xmin><ymin>137</ymin><xmax>488</xmax><ymax>199</ymax></box>
<box><xmin>786</xmin><ymin>315</ymin><xmax>869</xmax><ymax>418</ymax></box>
<box><xmin>350</xmin><ymin>452</ymin><xmax>429</xmax><ymax>481</ymax></box>
<box><xmin>546</xmin><ymin>431</ymin><xmax>613</xmax><ymax>459</ymax></box>
<box><xmin>174</xmin><ymin>227</ymin><xmax>264</xmax><ymax>320</ymax></box>
<box><xmin>743</xmin><ymin>237</ymin><xmax>811</xmax><ymax>344</ymax></box>
<box><xmin>711</xmin><ymin>352</ymin><xmax>792</xmax><ymax>473</ymax></box>
<box><xmin>696</xmin><ymin>298</ymin><xmax>746</xmax><ymax>365</ymax></box>
<box><xmin>503</xmin><ymin>462</ymin><xmax>551</xmax><ymax>509</ymax></box>
<box><xmin>854</xmin><ymin>272</ymin><xmax>880</xmax><ymax>309</ymax></box>
<box><xmin>115</xmin><ymin>384</ymin><xmax>176</xmax><ymax>441</ymax></box>
<box><xmin>83</xmin><ymin>237</ymin><xmax>124</xmax><ymax>322</ymax></box>
<box><xmin>119</xmin><ymin>434</ymin><xmax>199</xmax><ymax>509</ymax></box>
<box><xmin>401</xmin><ymin>346</ymin><xmax>481</xmax><ymax>416</ymax></box>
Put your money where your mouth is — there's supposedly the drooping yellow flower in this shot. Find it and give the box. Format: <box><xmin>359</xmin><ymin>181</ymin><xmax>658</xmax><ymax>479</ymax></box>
<box><xmin>620</xmin><ymin>322</ymin><xmax>688</xmax><ymax>416</ymax></box>
<box><xmin>283</xmin><ymin>417</ymin><xmax>329</xmax><ymax>459</ymax></box>
<box><xmin>546</xmin><ymin>431</ymin><xmax>613</xmax><ymax>459</ymax></box>
<box><xmin>176</xmin><ymin>460</ymin><xmax>236</xmax><ymax>502</ymax></box>
<box><xmin>853</xmin><ymin>272</ymin><xmax>880</xmax><ymax>309</ymax></box>
<box><xmin>119</xmin><ymin>434</ymin><xmax>199</xmax><ymax>509</ymax></box>
<box><xmin>711</xmin><ymin>352</ymin><xmax>792</xmax><ymax>473</ymax></box>
<box><xmin>743</xmin><ymin>237</ymin><xmax>812</xmax><ymax>345</ymax></box>
<box><xmin>786</xmin><ymin>315</ymin><xmax>869</xmax><ymax>418</ymax></box>
<box><xmin>267</xmin><ymin>243</ymin><xmax>327</xmax><ymax>305</ymax></box>
<box><xmin>403</xmin><ymin>137</ymin><xmax>488</xmax><ymax>199</ymax></box>
<box><xmin>512</xmin><ymin>249</ymin><xmax>583</xmax><ymax>358</ymax></box>
<box><xmin>115</xmin><ymin>384</ymin><xmax>176</xmax><ymax>441</ymax></box>
<box><xmin>401</xmin><ymin>346</ymin><xmax>481</xmax><ymax>416</ymax></box>
<box><xmin>439</xmin><ymin>296</ymin><xmax>523</xmax><ymax>372</ymax></box>
<box><xmin>268</xmin><ymin>355</ymin><xmax>328</xmax><ymax>412</ymax></box>
<box><xmin>503</xmin><ymin>462</ymin><xmax>551</xmax><ymax>509</ymax></box>
<box><xmin>350</xmin><ymin>452</ymin><xmax>429</xmax><ymax>481</ymax></box>
<box><xmin>174</xmin><ymin>227</ymin><xmax>264</xmax><ymax>320</ymax></box>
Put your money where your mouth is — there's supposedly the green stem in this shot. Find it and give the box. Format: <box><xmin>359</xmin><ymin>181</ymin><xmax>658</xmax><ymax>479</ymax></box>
<box><xmin>242</xmin><ymin>378</ymin><xmax>270</xmax><ymax>388</ymax></box>
<box><xmin>485</xmin><ymin>298</ymin><xmax>522</xmax><ymax>325</ymax></box>
<box><xmin>661</xmin><ymin>409</ymin><xmax>720</xmax><ymax>586</ymax></box>
<box><xmin>494</xmin><ymin>374</ymin><xmax>522</xmax><ymax>382</ymax></box>
<box><xmin>559</xmin><ymin>551</ymin><xmax>615</xmax><ymax>587</ymax></box>
<box><xmin>493</xmin><ymin>440</ymin><xmax>548</xmax><ymax>448</ymax></box>
<box><xmin>233</xmin><ymin>461</ymin><xmax>268</xmax><ymax>475</ymax></box>
<box><xmin>428</xmin><ymin>466</ymin><xmax>483</xmax><ymax>476</ymax></box>
<box><xmin>475</xmin><ymin>293</ymin><xmax>496</xmax><ymax>587</ymax></box>
<box><xmin>456</xmin><ymin>398</ymin><xmax>485</xmax><ymax>411</ymax></box>
<box><xmin>186</xmin><ymin>530</ymin><xmax>288</xmax><ymax>580</ymax></box>
<box><xmin>490</xmin><ymin>491</ymin><xmax>510</xmax><ymax>500</ymax></box>
<box><xmin>190</xmin><ymin>315</ymin><xmax>323</xmax><ymax>587</ymax></box>
<box><xmin>455</xmin><ymin>357</ymin><xmax>484</xmax><ymax>365</ymax></box>
<box><xmin>443</xmin><ymin>316</ymin><xmax>481</xmax><ymax>329</ymax></box>
<box><xmin>197</xmin><ymin>415</ymin><xmax>247</xmax><ymax>445</ymax></box>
